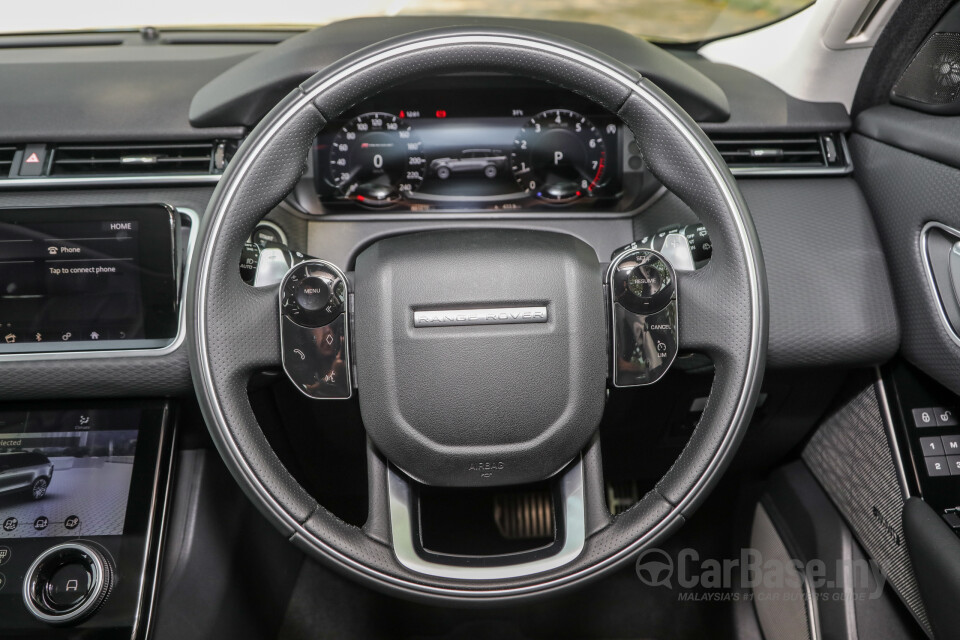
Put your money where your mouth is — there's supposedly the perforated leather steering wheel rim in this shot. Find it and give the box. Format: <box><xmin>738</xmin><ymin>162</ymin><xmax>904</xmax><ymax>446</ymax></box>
<box><xmin>187</xmin><ymin>26</ymin><xmax>767</xmax><ymax>602</ymax></box>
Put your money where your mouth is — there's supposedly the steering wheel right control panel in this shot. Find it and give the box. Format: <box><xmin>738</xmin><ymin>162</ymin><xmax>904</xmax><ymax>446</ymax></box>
<box><xmin>608</xmin><ymin>247</ymin><xmax>679</xmax><ymax>387</ymax></box>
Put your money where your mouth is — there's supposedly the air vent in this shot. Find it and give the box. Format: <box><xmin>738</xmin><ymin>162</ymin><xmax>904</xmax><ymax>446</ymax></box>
<box><xmin>49</xmin><ymin>140</ymin><xmax>234</xmax><ymax>177</ymax></box>
<box><xmin>0</xmin><ymin>146</ymin><xmax>16</xmax><ymax>178</ymax></box>
<box><xmin>709</xmin><ymin>133</ymin><xmax>851</xmax><ymax>175</ymax></box>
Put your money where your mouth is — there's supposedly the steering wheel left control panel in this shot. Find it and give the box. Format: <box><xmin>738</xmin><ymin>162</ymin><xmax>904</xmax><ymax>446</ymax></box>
<box><xmin>279</xmin><ymin>260</ymin><xmax>352</xmax><ymax>399</ymax></box>
<box><xmin>0</xmin><ymin>399</ymin><xmax>173</xmax><ymax>637</ymax></box>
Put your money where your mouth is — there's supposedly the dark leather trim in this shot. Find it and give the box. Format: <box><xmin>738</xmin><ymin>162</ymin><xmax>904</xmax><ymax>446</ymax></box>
<box><xmin>856</xmin><ymin>104</ymin><xmax>960</xmax><ymax>171</ymax></box>
<box><xmin>188</xmin><ymin>17</ymin><xmax>729</xmax><ymax>127</ymax></box>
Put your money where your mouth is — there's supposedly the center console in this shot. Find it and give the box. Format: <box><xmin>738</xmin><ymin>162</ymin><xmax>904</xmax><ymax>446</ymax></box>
<box><xmin>0</xmin><ymin>400</ymin><xmax>173</xmax><ymax>638</ymax></box>
<box><xmin>0</xmin><ymin>202</ymin><xmax>187</xmax><ymax>637</ymax></box>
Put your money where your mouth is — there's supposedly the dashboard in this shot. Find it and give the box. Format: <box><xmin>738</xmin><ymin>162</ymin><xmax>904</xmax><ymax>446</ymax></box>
<box><xmin>0</xmin><ymin>13</ymin><xmax>912</xmax><ymax>639</ymax></box>
<box><xmin>302</xmin><ymin>77</ymin><xmax>657</xmax><ymax>214</ymax></box>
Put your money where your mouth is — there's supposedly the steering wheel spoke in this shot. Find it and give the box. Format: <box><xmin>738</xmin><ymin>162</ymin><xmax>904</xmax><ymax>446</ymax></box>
<box><xmin>358</xmin><ymin>432</ymin><xmax>612</xmax><ymax>581</ymax></box>
<box><xmin>676</xmin><ymin>265</ymin><xmax>751</xmax><ymax>362</ymax></box>
<box><xmin>204</xmin><ymin>278</ymin><xmax>283</xmax><ymax>377</ymax></box>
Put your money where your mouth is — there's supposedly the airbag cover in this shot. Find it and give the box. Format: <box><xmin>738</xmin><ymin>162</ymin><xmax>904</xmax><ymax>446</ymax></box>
<box><xmin>354</xmin><ymin>229</ymin><xmax>607</xmax><ymax>487</ymax></box>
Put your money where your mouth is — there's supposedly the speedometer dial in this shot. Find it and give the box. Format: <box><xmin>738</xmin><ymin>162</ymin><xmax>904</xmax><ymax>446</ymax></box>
<box><xmin>511</xmin><ymin>109</ymin><xmax>606</xmax><ymax>203</ymax></box>
<box><xmin>327</xmin><ymin>112</ymin><xmax>425</xmax><ymax>206</ymax></box>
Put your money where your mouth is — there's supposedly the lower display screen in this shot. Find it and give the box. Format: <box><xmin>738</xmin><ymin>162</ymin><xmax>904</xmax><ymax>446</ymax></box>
<box><xmin>0</xmin><ymin>407</ymin><xmax>140</xmax><ymax>538</ymax></box>
<box><xmin>0</xmin><ymin>204</ymin><xmax>180</xmax><ymax>353</ymax></box>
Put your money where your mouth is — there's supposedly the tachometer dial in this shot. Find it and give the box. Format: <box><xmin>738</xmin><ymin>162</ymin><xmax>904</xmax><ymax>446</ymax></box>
<box><xmin>511</xmin><ymin>109</ymin><xmax>606</xmax><ymax>202</ymax></box>
<box><xmin>327</xmin><ymin>112</ymin><xmax>425</xmax><ymax>205</ymax></box>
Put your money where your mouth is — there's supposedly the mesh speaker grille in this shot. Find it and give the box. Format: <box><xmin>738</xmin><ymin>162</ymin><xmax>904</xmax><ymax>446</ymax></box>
<box><xmin>893</xmin><ymin>32</ymin><xmax>960</xmax><ymax>105</ymax></box>
<box><xmin>751</xmin><ymin>504</ymin><xmax>814</xmax><ymax>640</ymax></box>
<box><xmin>802</xmin><ymin>384</ymin><xmax>930</xmax><ymax>633</ymax></box>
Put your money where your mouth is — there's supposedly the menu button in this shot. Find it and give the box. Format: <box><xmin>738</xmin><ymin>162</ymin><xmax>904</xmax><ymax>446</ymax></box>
<box><xmin>295</xmin><ymin>277</ymin><xmax>332</xmax><ymax>312</ymax></box>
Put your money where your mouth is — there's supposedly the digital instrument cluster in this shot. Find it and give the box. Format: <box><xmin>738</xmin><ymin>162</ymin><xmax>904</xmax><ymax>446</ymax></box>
<box><xmin>312</xmin><ymin>77</ymin><xmax>649</xmax><ymax>213</ymax></box>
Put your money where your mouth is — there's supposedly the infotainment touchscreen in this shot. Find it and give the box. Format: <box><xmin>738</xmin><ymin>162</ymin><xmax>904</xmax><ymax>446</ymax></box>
<box><xmin>0</xmin><ymin>205</ymin><xmax>180</xmax><ymax>353</ymax></box>
<box><xmin>0</xmin><ymin>407</ymin><xmax>141</xmax><ymax>538</ymax></box>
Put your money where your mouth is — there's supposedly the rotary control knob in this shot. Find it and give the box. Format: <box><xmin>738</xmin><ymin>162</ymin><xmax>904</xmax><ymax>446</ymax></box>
<box><xmin>281</xmin><ymin>263</ymin><xmax>346</xmax><ymax>328</ymax></box>
<box><xmin>610</xmin><ymin>250</ymin><xmax>674</xmax><ymax>315</ymax></box>
<box><xmin>22</xmin><ymin>542</ymin><xmax>114</xmax><ymax>626</ymax></box>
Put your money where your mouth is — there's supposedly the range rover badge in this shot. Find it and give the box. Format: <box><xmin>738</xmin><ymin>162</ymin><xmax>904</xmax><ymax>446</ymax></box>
<box><xmin>413</xmin><ymin>306</ymin><xmax>548</xmax><ymax>328</ymax></box>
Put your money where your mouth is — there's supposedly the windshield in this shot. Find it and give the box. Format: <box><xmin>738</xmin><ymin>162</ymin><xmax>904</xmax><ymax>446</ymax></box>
<box><xmin>4</xmin><ymin>0</ymin><xmax>812</xmax><ymax>43</ymax></box>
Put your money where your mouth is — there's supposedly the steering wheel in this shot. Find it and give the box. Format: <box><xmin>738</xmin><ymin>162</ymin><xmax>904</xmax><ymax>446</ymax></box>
<box><xmin>187</xmin><ymin>27</ymin><xmax>767</xmax><ymax>602</ymax></box>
